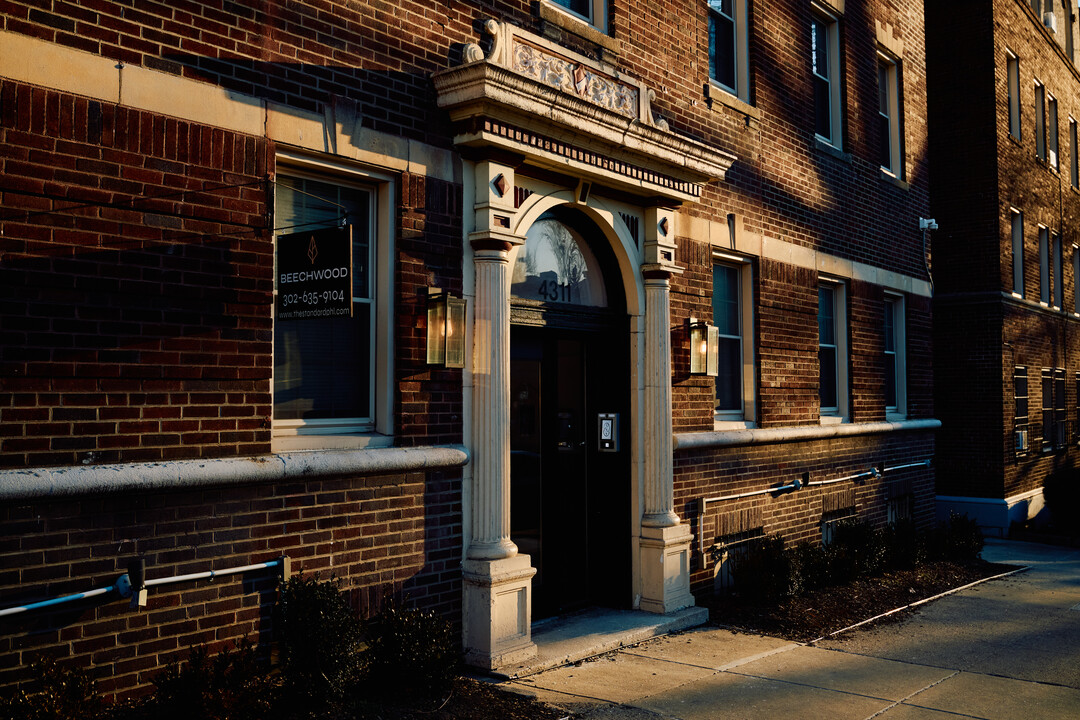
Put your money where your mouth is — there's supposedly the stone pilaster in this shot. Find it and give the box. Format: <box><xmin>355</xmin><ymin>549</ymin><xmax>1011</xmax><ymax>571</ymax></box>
<box><xmin>463</xmin><ymin>158</ymin><xmax>537</xmax><ymax>668</ymax></box>
<box><xmin>642</xmin><ymin>273</ymin><xmax>680</xmax><ymax>529</ymax></box>
<box><xmin>468</xmin><ymin>241</ymin><xmax>519</xmax><ymax>560</ymax></box>
<box><xmin>638</xmin><ymin>208</ymin><xmax>695</xmax><ymax>614</ymax></box>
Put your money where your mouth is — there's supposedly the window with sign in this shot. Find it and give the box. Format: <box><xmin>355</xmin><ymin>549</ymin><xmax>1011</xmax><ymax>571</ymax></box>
<box><xmin>273</xmin><ymin>170</ymin><xmax>378</xmax><ymax>439</ymax></box>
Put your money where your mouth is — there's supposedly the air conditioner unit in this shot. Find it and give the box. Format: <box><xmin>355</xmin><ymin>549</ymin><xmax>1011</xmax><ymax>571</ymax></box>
<box><xmin>1044</xmin><ymin>11</ymin><xmax>1058</xmax><ymax>33</ymax></box>
<box><xmin>1015</xmin><ymin>428</ymin><xmax>1029</xmax><ymax>452</ymax></box>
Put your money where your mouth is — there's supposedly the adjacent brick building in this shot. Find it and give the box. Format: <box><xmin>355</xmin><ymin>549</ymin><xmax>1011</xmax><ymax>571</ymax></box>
<box><xmin>1</xmin><ymin>0</ymin><xmax>936</xmax><ymax>698</ymax></box>
<box><xmin>928</xmin><ymin>0</ymin><xmax>1080</xmax><ymax>534</ymax></box>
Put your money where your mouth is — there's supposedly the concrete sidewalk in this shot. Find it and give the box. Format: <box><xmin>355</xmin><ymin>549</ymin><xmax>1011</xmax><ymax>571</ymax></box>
<box><xmin>498</xmin><ymin>538</ymin><xmax>1080</xmax><ymax>719</ymax></box>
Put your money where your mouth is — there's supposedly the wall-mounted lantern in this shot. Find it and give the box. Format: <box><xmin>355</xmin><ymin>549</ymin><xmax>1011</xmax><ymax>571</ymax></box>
<box><xmin>427</xmin><ymin>289</ymin><xmax>466</xmax><ymax>368</ymax></box>
<box><xmin>688</xmin><ymin>317</ymin><xmax>719</xmax><ymax>377</ymax></box>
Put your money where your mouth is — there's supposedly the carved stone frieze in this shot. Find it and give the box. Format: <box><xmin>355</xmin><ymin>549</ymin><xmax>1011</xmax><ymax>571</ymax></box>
<box><xmin>511</xmin><ymin>39</ymin><xmax>639</xmax><ymax>121</ymax></box>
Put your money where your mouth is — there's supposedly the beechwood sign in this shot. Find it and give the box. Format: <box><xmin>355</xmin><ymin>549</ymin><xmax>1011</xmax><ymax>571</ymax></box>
<box><xmin>276</xmin><ymin>226</ymin><xmax>353</xmax><ymax>320</ymax></box>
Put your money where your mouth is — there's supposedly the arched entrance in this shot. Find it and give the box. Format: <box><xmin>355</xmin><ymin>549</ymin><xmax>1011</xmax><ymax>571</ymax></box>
<box><xmin>508</xmin><ymin>206</ymin><xmax>631</xmax><ymax>618</ymax></box>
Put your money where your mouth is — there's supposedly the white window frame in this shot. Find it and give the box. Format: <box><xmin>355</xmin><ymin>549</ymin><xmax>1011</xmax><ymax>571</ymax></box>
<box><xmin>1011</xmin><ymin>209</ymin><xmax>1024</xmax><ymax>297</ymax></box>
<box><xmin>811</xmin><ymin>5</ymin><xmax>843</xmax><ymax>149</ymax></box>
<box><xmin>1039</xmin><ymin>225</ymin><xmax>1050</xmax><ymax>305</ymax></box>
<box><xmin>1048</xmin><ymin>93</ymin><xmax>1059</xmax><ymax>169</ymax></box>
<box><xmin>1007</xmin><ymin>51</ymin><xmax>1021</xmax><ymax>141</ymax></box>
<box><xmin>884</xmin><ymin>293</ymin><xmax>907</xmax><ymax>419</ymax></box>
<box><xmin>547</xmin><ymin>0</ymin><xmax>607</xmax><ymax>31</ymax></box>
<box><xmin>713</xmin><ymin>252</ymin><xmax>756</xmax><ymax>427</ymax></box>
<box><xmin>878</xmin><ymin>52</ymin><xmax>901</xmax><ymax>177</ymax></box>
<box><xmin>272</xmin><ymin>153</ymin><xmax>395</xmax><ymax>451</ymax></box>
<box><xmin>1035</xmin><ymin>80</ymin><xmax>1047</xmax><ymax>161</ymax></box>
<box><xmin>818</xmin><ymin>279</ymin><xmax>848</xmax><ymax>423</ymax></box>
<box><xmin>708</xmin><ymin>0</ymin><xmax>751</xmax><ymax>102</ymax></box>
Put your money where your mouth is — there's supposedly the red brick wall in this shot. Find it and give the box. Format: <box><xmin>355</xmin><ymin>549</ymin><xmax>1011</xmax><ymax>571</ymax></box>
<box><xmin>929</xmin><ymin>0</ymin><xmax>1080</xmax><ymax>501</ymax></box>
<box><xmin>0</xmin><ymin>469</ymin><xmax>462</xmax><ymax>700</ymax></box>
<box><xmin>678</xmin><ymin>432</ymin><xmax>937</xmax><ymax>597</ymax></box>
<box><xmin>0</xmin><ymin>78</ymin><xmax>271</xmax><ymax>468</ymax></box>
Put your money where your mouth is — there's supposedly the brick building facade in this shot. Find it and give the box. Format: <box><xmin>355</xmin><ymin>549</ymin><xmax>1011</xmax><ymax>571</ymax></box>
<box><xmin>928</xmin><ymin>0</ymin><xmax>1080</xmax><ymax>533</ymax></box>
<box><xmin>1</xmin><ymin>0</ymin><xmax>935</xmax><ymax>698</ymax></box>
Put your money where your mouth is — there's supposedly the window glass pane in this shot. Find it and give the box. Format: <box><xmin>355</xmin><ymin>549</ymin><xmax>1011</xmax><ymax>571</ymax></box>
<box><xmin>812</xmin><ymin>17</ymin><xmax>831</xmax><ymax>140</ymax></box>
<box><xmin>1036</xmin><ymin>83</ymin><xmax>1046</xmax><ymax>160</ymax></box>
<box><xmin>1040</xmin><ymin>228</ymin><xmax>1050</xmax><ymax>303</ymax></box>
<box><xmin>709</xmin><ymin>1</ymin><xmax>736</xmax><ymax>91</ymax></box>
<box><xmin>1008</xmin><ymin>55</ymin><xmax>1021</xmax><ymax>139</ymax></box>
<box><xmin>819</xmin><ymin>346</ymin><xmax>838</xmax><ymax>409</ymax></box>
<box><xmin>552</xmin><ymin>0</ymin><xmax>591</xmax><ymax>20</ymax></box>
<box><xmin>1049</xmin><ymin>97</ymin><xmax>1059</xmax><ymax>168</ymax></box>
<box><xmin>1054</xmin><ymin>235</ymin><xmax>1063</xmax><ymax>307</ymax></box>
<box><xmin>1071</xmin><ymin>119</ymin><xmax>1079</xmax><ymax>188</ymax></box>
<box><xmin>713</xmin><ymin>264</ymin><xmax>742</xmax><ymax>413</ymax></box>
<box><xmin>818</xmin><ymin>286</ymin><xmax>835</xmax><ymax>345</ymax></box>
<box><xmin>819</xmin><ymin>285</ymin><xmax>838</xmax><ymax>409</ymax></box>
<box><xmin>512</xmin><ymin>217</ymin><xmax>608</xmax><ymax>306</ymax></box>
<box><xmin>883</xmin><ymin>301</ymin><xmax>895</xmax><ymax>353</ymax></box>
<box><xmin>274</xmin><ymin>176</ymin><xmax>372</xmax><ymax>423</ymax></box>
<box><xmin>884</xmin><ymin>352</ymin><xmax>897</xmax><ymax>408</ymax></box>
<box><xmin>713</xmin><ymin>265</ymin><xmax>740</xmax><ymax>334</ymax></box>
<box><xmin>1012</xmin><ymin>211</ymin><xmax>1024</xmax><ymax>296</ymax></box>
<box><xmin>717</xmin><ymin>337</ymin><xmax>742</xmax><ymax>411</ymax></box>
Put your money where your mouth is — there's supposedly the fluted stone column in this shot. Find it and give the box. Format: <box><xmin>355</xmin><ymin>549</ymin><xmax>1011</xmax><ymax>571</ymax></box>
<box><xmin>642</xmin><ymin>273</ymin><xmax>680</xmax><ymax>529</ymax></box>
<box><xmin>462</xmin><ymin>159</ymin><xmax>536</xmax><ymax>670</ymax></box>
<box><xmin>638</xmin><ymin>207</ymin><xmax>695</xmax><ymax>615</ymax></box>
<box><xmin>468</xmin><ymin>243</ymin><xmax>518</xmax><ymax>560</ymax></box>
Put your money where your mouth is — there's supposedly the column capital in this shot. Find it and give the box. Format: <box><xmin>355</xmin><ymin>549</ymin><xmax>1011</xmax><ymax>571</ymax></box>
<box><xmin>641</xmin><ymin>263</ymin><xmax>682</xmax><ymax>280</ymax></box>
<box><xmin>470</xmin><ymin>229</ymin><xmax>526</xmax><ymax>254</ymax></box>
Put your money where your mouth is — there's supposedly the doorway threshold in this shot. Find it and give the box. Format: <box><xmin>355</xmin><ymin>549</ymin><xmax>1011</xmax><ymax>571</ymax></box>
<box><xmin>490</xmin><ymin>605</ymin><xmax>708</xmax><ymax>680</ymax></box>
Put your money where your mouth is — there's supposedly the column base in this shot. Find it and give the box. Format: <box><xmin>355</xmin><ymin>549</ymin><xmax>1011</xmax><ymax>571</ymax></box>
<box><xmin>638</xmin><ymin>523</ymin><xmax>695</xmax><ymax>614</ymax></box>
<box><xmin>463</xmin><ymin>554</ymin><xmax>538</xmax><ymax>670</ymax></box>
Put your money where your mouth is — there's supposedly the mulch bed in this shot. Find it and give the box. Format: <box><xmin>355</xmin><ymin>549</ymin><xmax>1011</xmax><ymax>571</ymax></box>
<box><xmin>700</xmin><ymin>559</ymin><xmax>1018</xmax><ymax>643</ymax></box>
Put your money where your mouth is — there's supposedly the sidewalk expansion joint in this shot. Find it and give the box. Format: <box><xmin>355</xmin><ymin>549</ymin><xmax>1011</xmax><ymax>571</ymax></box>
<box><xmin>864</xmin><ymin>670</ymin><xmax>961</xmax><ymax>720</ymax></box>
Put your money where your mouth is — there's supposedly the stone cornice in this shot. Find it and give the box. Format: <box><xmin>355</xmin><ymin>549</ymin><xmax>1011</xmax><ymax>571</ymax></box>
<box><xmin>432</xmin><ymin>22</ymin><xmax>735</xmax><ymax>203</ymax></box>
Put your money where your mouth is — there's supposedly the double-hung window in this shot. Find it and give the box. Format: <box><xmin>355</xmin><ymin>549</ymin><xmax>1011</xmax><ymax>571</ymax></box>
<box><xmin>818</xmin><ymin>280</ymin><xmax>848</xmax><ymax>421</ymax></box>
<box><xmin>1071</xmin><ymin>118</ymin><xmax>1078</xmax><ymax>188</ymax></box>
<box><xmin>884</xmin><ymin>294</ymin><xmax>906</xmax><ymax>417</ymax></box>
<box><xmin>1048</xmin><ymin>93</ymin><xmax>1059</xmax><ymax>169</ymax></box>
<box><xmin>1007</xmin><ymin>52</ymin><xmax>1021</xmax><ymax>140</ymax></box>
<box><xmin>273</xmin><ymin>160</ymin><xmax>392</xmax><ymax>447</ymax></box>
<box><xmin>713</xmin><ymin>257</ymin><xmax>755</xmax><ymax>424</ymax></box>
<box><xmin>708</xmin><ymin>0</ymin><xmax>749</xmax><ymax>101</ymax></box>
<box><xmin>1042</xmin><ymin>367</ymin><xmax>1067</xmax><ymax>450</ymax></box>
<box><xmin>1039</xmin><ymin>225</ymin><xmax>1050</xmax><ymax>304</ymax></box>
<box><xmin>549</xmin><ymin>0</ymin><xmax>606</xmax><ymax>30</ymax></box>
<box><xmin>1053</xmin><ymin>233</ymin><xmax>1063</xmax><ymax>308</ymax></box>
<box><xmin>811</xmin><ymin>6</ymin><xmax>842</xmax><ymax>148</ymax></box>
<box><xmin>1035</xmin><ymin>81</ymin><xmax>1047</xmax><ymax>161</ymax></box>
<box><xmin>878</xmin><ymin>53</ymin><xmax>901</xmax><ymax>176</ymax></box>
<box><xmin>1015</xmin><ymin>366</ymin><xmax>1029</xmax><ymax>454</ymax></box>
<box><xmin>1011</xmin><ymin>209</ymin><xmax>1024</xmax><ymax>297</ymax></box>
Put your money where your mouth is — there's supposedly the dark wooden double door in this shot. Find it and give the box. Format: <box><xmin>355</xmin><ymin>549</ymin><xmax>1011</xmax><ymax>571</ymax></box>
<box><xmin>509</xmin><ymin>324</ymin><xmax>630</xmax><ymax>619</ymax></box>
